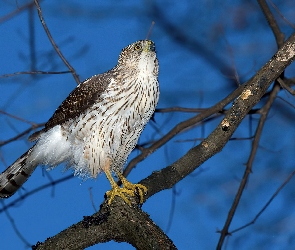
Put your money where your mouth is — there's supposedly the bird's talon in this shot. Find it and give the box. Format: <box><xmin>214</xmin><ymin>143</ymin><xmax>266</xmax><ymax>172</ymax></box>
<box><xmin>105</xmin><ymin>171</ymin><xmax>148</xmax><ymax>206</ymax></box>
<box><xmin>106</xmin><ymin>187</ymin><xmax>132</xmax><ymax>206</ymax></box>
<box><xmin>117</xmin><ymin>173</ymin><xmax>147</xmax><ymax>204</ymax></box>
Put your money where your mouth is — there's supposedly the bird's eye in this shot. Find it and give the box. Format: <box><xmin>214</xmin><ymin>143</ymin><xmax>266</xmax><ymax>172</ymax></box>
<box><xmin>134</xmin><ymin>44</ymin><xmax>142</xmax><ymax>51</ymax></box>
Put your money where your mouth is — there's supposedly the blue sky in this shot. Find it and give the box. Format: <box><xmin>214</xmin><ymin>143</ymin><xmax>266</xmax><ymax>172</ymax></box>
<box><xmin>1</xmin><ymin>1</ymin><xmax>295</xmax><ymax>249</ymax></box>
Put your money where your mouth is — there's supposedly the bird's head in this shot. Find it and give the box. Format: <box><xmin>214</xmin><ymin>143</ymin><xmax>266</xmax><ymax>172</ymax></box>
<box><xmin>117</xmin><ymin>40</ymin><xmax>159</xmax><ymax>76</ymax></box>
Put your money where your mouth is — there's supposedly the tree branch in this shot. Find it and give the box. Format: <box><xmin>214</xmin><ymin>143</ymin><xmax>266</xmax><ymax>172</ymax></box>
<box><xmin>34</xmin><ymin>199</ymin><xmax>176</xmax><ymax>250</ymax></box>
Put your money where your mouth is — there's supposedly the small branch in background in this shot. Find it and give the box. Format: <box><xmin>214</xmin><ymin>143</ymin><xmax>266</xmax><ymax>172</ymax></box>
<box><xmin>230</xmin><ymin>167</ymin><xmax>295</xmax><ymax>234</ymax></box>
<box><xmin>33</xmin><ymin>0</ymin><xmax>80</xmax><ymax>84</ymax></box>
<box><xmin>88</xmin><ymin>187</ymin><xmax>98</xmax><ymax>212</ymax></box>
<box><xmin>1</xmin><ymin>200</ymin><xmax>32</xmax><ymax>247</ymax></box>
<box><xmin>258</xmin><ymin>0</ymin><xmax>285</xmax><ymax>47</ymax></box>
<box><xmin>0</xmin><ymin>123</ymin><xmax>46</xmax><ymax>147</ymax></box>
<box><xmin>278</xmin><ymin>77</ymin><xmax>295</xmax><ymax>95</ymax></box>
<box><xmin>165</xmin><ymin>185</ymin><xmax>180</xmax><ymax>233</ymax></box>
<box><xmin>29</xmin><ymin>4</ymin><xmax>36</xmax><ymax>72</ymax></box>
<box><xmin>0</xmin><ymin>175</ymin><xmax>73</xmax><ymax>213</ymax></box>
<box><xmin>0</xmin><ymin>1</ymin><xmax>35</xmax><ymax>23</ymax></box>
<box><xmin>0</xmin><ymin>110</ymin><xmax>37</xmax><ymax>126</ymax></box>
<box><xmin>156</xmin><ymin>107</ymin><xmax>204</xmax><ymax>113</ymax></box>
<box><xmin>268</xmin><ymin>0</ymin><xmax>295</xmax><ymax>30</ymax></box>
<box><xmin>0</xmin><ymin>71</ymin><xmax>72</xmax><ymax>78</ymax></box>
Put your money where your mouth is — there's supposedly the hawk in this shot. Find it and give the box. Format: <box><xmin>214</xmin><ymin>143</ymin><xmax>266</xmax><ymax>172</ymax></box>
<box><xmin>0</xmin><ymin>40</ymin><xmax>159</xmax><ymax>205</ymax></box>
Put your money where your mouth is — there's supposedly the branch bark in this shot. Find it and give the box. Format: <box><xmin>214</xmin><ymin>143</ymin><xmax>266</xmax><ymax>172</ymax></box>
<box><xmin>34</xmin><ymin>199</ymin><xmax>176</xmax><ymax>250</ymax></box>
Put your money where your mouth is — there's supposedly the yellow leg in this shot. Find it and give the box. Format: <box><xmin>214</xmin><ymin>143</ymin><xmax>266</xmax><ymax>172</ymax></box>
<box><xmin>105</xmin><ymin>170</ymin><xmax>148</xmax><ymax>206</ymax></box>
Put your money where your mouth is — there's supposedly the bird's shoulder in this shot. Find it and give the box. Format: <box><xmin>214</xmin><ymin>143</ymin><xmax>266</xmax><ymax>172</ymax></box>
<box><xmin>29</xmin><ymin>71</ymin><xmax>115</xmax><ymax>141</ymax></box>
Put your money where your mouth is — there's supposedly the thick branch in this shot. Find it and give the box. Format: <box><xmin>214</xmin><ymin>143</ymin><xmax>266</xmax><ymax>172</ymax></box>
<box><xmin>34</xmin><ymin>199</ymin><xmax>176</xmax><ymax>250</ymax></box>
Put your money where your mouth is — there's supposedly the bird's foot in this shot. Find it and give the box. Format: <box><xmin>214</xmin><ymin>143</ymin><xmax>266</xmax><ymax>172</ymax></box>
<box><xmin>106</xmin><ymin>183</ymin><xmax>134</xmax><ymax>206</ymax></box>
<box><xmin>118</xmin><ymin>172</ymin><xmax>148</xmax><ymax>204</ymax></box>
<box><xmin>105</xmin><ymin>171</ymin><xmax>147</xmax><ymax>206</ymax></box>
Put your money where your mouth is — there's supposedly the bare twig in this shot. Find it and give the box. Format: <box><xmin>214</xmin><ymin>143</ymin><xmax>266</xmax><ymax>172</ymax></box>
<box><xmin>156</xmin><ymin>107</ymin><xmax>204</xmax><ymax>113</ymax></box>
<box><xmin>0</xmin><ymin>110</ymin><xmax>37</xmax><ymax>125</ymax></box>
<box><xmin>0</xmin><ymin>123</ymin><xmax>45</xmax><ymax>147</ymax></box>
<box><xmin>88</xmin><ymin>187</ymin><xmax>98</xmax><ymax>212</ymax></box>
<box><xmin>34</xmin><ymin>0</ymin><xmax>80</xmax><ymax>84</ymax></box>
<box><xmin>0</xmin><ymin>71</ymin><xmax>71</xmax><ymax>78</ymax></box>
<box><xmin>1</xmin><ymin>200</ymin><xmax>32</xmax><ymax>247</ymax></box>
<box><xmin>278</xmin><ymin>77</ymin><xmax>295</xmax><ymax>95</ymax></box>
<box><xmin>29</xmin><ymin>5</ymin><xmax>36</xmax><ymax>72</ymax></box>
<box><xmin>0</xmin><ymin>175</ymin><xmax>73</xmax><ymax>213</ymax></box>
<box><xmin>230</xmin><ymin>167</ymin><xmax>295</xmax><ymax>234</ymax></box>
<box><xmin>0</xmin><ymin>1</ymin><xmax>35</xmax><ymax>23</ymax></box>
<box><xmin>258</xmin><ymin>0</ymin><xmax>285</xmax><ymax>47</ymax></box>
<box><xmin>268</xmin><ymin>0</ymin><xmax>295</xmax><ymax>29</ymax></box>
<box><xmin>145</xmin><ymin>21</ymin><xmax>155</xmax><ymax>40</ymax></box>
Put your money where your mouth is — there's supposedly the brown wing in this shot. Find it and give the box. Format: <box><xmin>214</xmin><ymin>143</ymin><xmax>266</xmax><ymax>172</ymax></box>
<box><xmin>29</xmin><ymin>71</ymin><xmax>113</xmax><ymax>141</ymax></box>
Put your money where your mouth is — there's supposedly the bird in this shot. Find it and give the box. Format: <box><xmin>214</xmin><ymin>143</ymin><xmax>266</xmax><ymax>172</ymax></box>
<box><xmin>0</xmin><ymin>40</ymin><xmax>159</xmax><ymax>205</ymax></box>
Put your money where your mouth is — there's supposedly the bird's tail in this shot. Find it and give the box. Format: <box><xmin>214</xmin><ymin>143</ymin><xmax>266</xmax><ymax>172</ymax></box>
<box><xmin>0</xmin><ymin>147</ymin><xmax>37</xmax><ymax>198</ymax></box>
